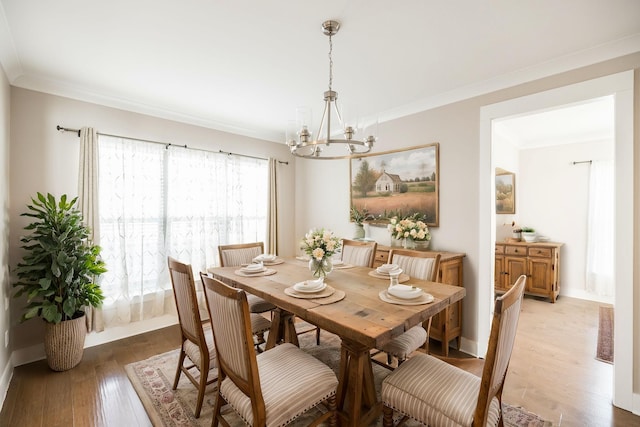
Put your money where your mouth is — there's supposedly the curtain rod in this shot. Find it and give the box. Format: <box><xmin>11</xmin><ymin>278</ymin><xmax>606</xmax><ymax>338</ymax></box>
<box><xmin>572</xmin><ymin>160</ymin><xmax>592</xmax><ymax>165</ymax></box>
<box><xmin>56</xmin><ymin>125</ymin><xmax>289</xmax><ymax>165</ymax></box>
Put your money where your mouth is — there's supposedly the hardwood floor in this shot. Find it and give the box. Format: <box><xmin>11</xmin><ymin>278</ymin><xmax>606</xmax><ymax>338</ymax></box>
<box><xmin>0</xmin><ymin>296</ymin><xmax>638</xmax><ymax>426</ymax></box>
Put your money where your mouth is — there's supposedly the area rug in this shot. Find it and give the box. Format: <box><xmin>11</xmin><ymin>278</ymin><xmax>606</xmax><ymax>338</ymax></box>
<box><xmin>596</xmin><ymin>305</ymin><xmax>614</xmax><ymax>364</ymax></box>
<box><xmin>126</xmin><ymin>331</ymin><xmax>552</xmax><ymax>426</ymax></box>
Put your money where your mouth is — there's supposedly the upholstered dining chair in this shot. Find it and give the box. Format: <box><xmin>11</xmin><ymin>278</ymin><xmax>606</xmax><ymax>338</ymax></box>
<box><xmin>341</xmin><ymin>238</ymin><xmax>378</xmax><ymax>267</ymax></box>
<box><xmin>219</xmin><ymin>241</ymin><xmax>323</xmax><ymax>345</ymax></box>
<box><xmin>168</xmin><ymin>258</ymin><xmax>272</xmax><ymax>417</ymax></box>
<box><xmin>200</xmin><ymin>273</ymin><xmax>339</xmax><ymax>427</ymax></box>
<box><xmin>376</xmin><ymin>249</ymin><xmax>442</xmax><ymax>368</ymax></box>
<box><xmin>167</xmin><ymin>256</ymin><xmax>218</xmax><ymax>418</ymax></box>
<box><xmin>218</xmin><ymin>242</ymin><xmax>277</xmax><ymax>315</ymax></box>
<box><xmin>381</xmin><ymin>275</ymin><xmax>527</xmax><ymax>427</ymax></box>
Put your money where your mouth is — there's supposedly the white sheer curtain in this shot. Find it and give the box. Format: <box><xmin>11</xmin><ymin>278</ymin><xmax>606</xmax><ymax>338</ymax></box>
<box><xmin>97</xmin><ymin>135</ymin><xmax>268</xmax><ymax>328</ymax></box>
<box><xmin>98</xmin><ymin>136</ymin><xmax>168</xmax><ymax>326</ymax></box>
<box><xmin>585</xmin><ymin>160</ymin><xmax>614</xmax><ymax>297</ymax></box>
<box><xmin>267</xmin><ymin>157</ymin><xmax>278</xmax><ymax>255</ymax></box>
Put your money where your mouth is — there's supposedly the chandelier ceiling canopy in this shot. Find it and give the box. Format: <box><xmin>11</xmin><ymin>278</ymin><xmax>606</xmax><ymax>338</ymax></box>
<box><xmin>287</xmin><ymin>20</ymin><xmax>376</xmax><ymax>160</ymax></box>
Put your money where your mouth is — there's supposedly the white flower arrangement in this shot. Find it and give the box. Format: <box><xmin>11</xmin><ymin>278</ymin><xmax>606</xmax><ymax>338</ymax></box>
<box><xmin>300</xmin><ymin>228</ymin><xmax>342</xmax><ymax>260</ymax></box>
<box><xmin>388</xmin><ymin>217</ymin><xmax>431</xmax><ymax>242</ymax></box>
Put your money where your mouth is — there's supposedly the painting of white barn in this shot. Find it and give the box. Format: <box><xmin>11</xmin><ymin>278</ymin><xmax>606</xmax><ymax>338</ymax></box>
<box><xmin>375</xmin><ymin>171</ymin><xmax>403</xmax><ymax>193</ymax></box>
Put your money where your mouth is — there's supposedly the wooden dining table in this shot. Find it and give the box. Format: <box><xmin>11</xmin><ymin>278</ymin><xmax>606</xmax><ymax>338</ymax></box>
<box><xmin>208</xmin><ymin>258</ymin><xmax>466</xmax><ymax>427</ymax></box>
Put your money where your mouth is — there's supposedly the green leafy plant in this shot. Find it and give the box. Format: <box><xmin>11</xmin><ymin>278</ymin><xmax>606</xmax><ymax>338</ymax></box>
<box><xmin>521</xmin><ymin>227</ymin><xmax>535</xmax><ymax>233</ymax></box>
<box><xmin>14</xmin><ymin>193</ymin><xmax>106</xmax><ymax>324</ymax></box>
<box><xmin>350</xmin><ymin>206</ymin><xmax>373</xmax><ymax>225</ymax></box>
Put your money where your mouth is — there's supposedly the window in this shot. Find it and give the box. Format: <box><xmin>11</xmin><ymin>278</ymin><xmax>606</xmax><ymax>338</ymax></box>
<box><xmin>97</xmin><ymin>135</ymin><xmax>267</xmax><ymax>324</ymax></box>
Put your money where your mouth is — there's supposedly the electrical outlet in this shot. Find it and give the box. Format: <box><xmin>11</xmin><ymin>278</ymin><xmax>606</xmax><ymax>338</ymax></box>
<box><xmin>4</xmin><ymin>330</ymin><xmax>8</xmax><ymax>348</ymax></box>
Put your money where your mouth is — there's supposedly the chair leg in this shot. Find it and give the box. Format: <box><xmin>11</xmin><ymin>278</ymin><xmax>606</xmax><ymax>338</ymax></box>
<box><xmin>327</xmin><ymin>395</ymin><xmax>337</xmax><ymax>427</ymax></box>
<box><xmin>382</xmin><ymin>404</ymin><xmax>394</xmax><ymax>427</ymax></box>
<box><xmin>173</xmin><ymin>347</ymin><xmax>187</xmax><ymax>389</ymax></box>
<box><xmin>194</xmin><ymin>356</ymin><xmax>210</xmax><ymax>418</ymax></box>
<box><xmin>212</xmin><ymin>390</ymin><xmax>225</xmax><ymax>427</ymax></box>
<box><xmin>316</xmin><ymin>326</ymin><xmax>321</xmax><ymax>345</ymax></box>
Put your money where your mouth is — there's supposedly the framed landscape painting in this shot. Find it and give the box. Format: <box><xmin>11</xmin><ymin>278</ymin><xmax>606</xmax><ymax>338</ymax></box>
<box><xmin>495</xmin><ymin>170</ymin><xmax>515</xmax><ymax>214</ymax></box>
<box><xmin>350</xmin><ymin>143</ymin><xmax>439</xmax><ymax>227</ymax></box>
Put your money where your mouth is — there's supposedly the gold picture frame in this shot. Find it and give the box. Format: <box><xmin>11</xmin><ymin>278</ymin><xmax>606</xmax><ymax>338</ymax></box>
<box><xmin>350</xmin><ymin>143</ymin><xmax>439</xmax><ymax>227</ymax></box>
<box><xmin>495</xmin><ymin>170</ymin><xmax>515</xmax><ymax>214</ymax></box>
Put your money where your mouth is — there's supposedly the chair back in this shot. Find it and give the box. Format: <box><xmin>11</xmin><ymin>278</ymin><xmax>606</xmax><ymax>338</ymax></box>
<box><xmin>341</xmin><ymin>239</ymin><xmax>378</xmax><ymax>267</ymax></box>
<box><xmin>218</xmin><ymin>242</ymin><xmax>264</xmax><ymax>267</ymax></box>
<box><xmin>389</xmin><ymin>249</ymin><xmax>441</xmax><ymax>281</ymax></box>
<box><xmin>200</xmin><ymin>273</ymin><xmax>265</xmax><ymax>413</ymax></box>
<box><xmin>167</xmin><ymin>257</ymin><xmax>206</xmax><ymax>346</ymax></box>
<box><xmin>474</xmin><ymin>274</ymin><xmax>526</xmax><ymax>426</ymax></box>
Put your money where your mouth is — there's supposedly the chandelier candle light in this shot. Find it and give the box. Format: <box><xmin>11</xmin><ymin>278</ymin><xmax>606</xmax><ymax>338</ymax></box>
<box><xmin>287</xmin><ymin>20</ymin><xmax>376</xmax><ymax>159</ymax></box>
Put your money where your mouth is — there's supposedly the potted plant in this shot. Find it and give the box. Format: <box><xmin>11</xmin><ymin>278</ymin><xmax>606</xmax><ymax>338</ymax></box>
<box><xmin>350</xmin><ymin>206</ymin><xmax>372</xmax><ymax>239</ymax></box>
<box><xmin>521</xmin><ymin>227</ymin><xmax>537</xmax><ymax>242</ymax></box>
<box><xmin>14</xmin><ymin>193</ymin><xmax>106</xmax><ymax>371</ymax></box>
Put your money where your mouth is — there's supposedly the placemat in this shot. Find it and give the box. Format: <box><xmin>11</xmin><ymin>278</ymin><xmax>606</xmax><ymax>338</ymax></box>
<box><xmin>368</xmin><ymin>270</ymin><xmax>410</xmax><ymax>283</ymax></box>
<box><xmin>284</xmin><ymin>284</ymin><xmax>336</xmax><ymax>299</ymax></box>
<box><xmin>378</xmin><ymin>289</ymin><xmax>434</xmax><ymax>305</ymax></box>
<box><xmin>233</xmin><ymin>268</ymin><xmax>277</xmax><ymax>277</ymax></box>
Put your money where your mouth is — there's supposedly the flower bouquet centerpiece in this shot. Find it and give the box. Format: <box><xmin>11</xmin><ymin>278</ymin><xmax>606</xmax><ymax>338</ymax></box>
<box><xmin>388</xmin><ymin>215</ymin><xmax>431</xmax><ymax>249</ymax></box>
<box><xmin>300</xmin><ymin>228</ymin><xmax>342</xmax><ymax>279</ymax></box>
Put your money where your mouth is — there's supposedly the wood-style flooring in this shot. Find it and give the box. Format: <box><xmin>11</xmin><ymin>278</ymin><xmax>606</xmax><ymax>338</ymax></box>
<box><xmin>0</xmin><ymin>296</ymin><xmax>638</xmax><ymax>426</ymax></box>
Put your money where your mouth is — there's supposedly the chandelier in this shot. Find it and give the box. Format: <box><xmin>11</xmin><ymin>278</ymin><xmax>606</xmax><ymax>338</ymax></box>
<box><xmin>287</xmin><ymin>20</ymin><xmax>375</xmax><ymax>160</ymax></box>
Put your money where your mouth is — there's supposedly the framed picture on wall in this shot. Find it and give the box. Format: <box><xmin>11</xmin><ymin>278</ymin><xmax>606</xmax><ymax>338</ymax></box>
<box><xmin>495</xmin><ymin>170</ymin><xmax>515</xmax><ymax>214</ymax></box>
<box><xmin>350</xmin><ymin>143</ymin><xmax>439</xmax><ymax>227</ymax></box>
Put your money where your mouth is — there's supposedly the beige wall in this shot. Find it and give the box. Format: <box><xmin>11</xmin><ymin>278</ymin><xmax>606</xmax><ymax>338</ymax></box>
<box><xmin>0</xmin><ymin>62</ymin><xmax>11</xmax><ymax>398</ymax></box>
<box><xmin>295</xmin><ymin>52</ymin><xmax>640</xmax><ymax>405</ymax></box>
<box><xmin>7</xmin><ymin>88</ymin><xmax>297</xmax><ymax>353</ymax></box>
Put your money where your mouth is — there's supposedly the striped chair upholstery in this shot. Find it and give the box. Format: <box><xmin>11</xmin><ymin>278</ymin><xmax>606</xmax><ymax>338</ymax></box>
<box><xmin>377</xmin><ymin>250</ymin><xmax>441</xmax><ymax>367</ymax></box>
<box><xmin>218</xmin><ymin>242</ymin><xmax>277</xmax><ymax>314</ymax></box>
<box><xmin>201</xmin><ymin>273</ymin><xmax>338</xmax><ymax>427</ymax></box>
<box><xmin>381</xmin><ymin>275</ymin><xmax>527</xmax><ymax>427</ymax></box>
<box><xmin>341</xmin><ymin>239</ymin><xmax>378</xmax><ymax>267</ymax></box>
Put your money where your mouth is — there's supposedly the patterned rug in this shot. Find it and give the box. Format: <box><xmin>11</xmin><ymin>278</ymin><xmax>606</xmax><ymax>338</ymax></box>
<box><xmin>126</xmin><ymin>331</ymin><xmax>552</xmax><ymax>426</ymax></box>
<box><xmin>596</xmin><ymin>305</ymin><xmax>614</xmax><ymax>364</ymax></box>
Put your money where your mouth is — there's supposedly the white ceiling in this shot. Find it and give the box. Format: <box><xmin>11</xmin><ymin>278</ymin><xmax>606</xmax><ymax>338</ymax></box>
<box><xmin>0</xmin><ymin>1</ymin><xmax>639</xmax><ymax>143</ymax></box>
<box><xmin>493</xmin><ymin>96</ymin><xmax>615</xmax><ymax>149</ymax></box>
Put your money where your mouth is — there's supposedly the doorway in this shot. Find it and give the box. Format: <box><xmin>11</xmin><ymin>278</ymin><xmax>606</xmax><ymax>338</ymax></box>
<box><xmin>478</xmin><ymin>71</ymin><xmax>634</xmax><ymax>411</ymax></box>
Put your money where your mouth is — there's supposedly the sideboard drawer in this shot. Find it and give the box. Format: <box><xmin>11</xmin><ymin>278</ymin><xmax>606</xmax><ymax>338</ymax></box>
<box><xmin>374</xmin><ymin>249</ymin><xmax>390</xmax><ymax>264</ymax></box>
<box><xmin>495</xmin><ymin>245</ymin><xmax>505</xmax><ymax>254</ymax></box>
<box><xmin>505</xmin><ymin>245</ymin><xmax>526</xmax><ymax>256</ymax></box>
<box><xmin>528</xmin><ymin>247</ymin><xmax>552</xmax><ymax>258</ymax></box>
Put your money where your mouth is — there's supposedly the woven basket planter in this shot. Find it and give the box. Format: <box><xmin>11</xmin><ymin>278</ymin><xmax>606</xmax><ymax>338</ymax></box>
<box><xmin>44</xmin><ymin>313</ymin><xmax>87</xmax><ymax>371</ymax></box>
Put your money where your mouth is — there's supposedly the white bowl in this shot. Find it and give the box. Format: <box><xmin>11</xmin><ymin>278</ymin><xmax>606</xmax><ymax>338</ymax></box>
<box><xmin>377</xmin><ymin>263</ymin><xmax>399</xmax><ymax>273</ymax></box>
<box><xmin>241</xmin><ymin>262</ymin><xmax>264</xmax><ymax>272</ymax></box>
<box><xmin>294</xmin><ymin>279</ymin><xmax>325</xmax><ymax>293</ymax></box>
<box><xmin>522</xmin><ymin>233</ymin><xmax>537</xmax><ymax>242</ymax></box>
<box><xmin>255</xmin><ymin>254</ymin><xmax>276</xmax><ymax>262</ymax></box>
<box><xmin>388</xmin><ymin>285</ymin><xmax>423</xmax><ymax>300</ymax></box>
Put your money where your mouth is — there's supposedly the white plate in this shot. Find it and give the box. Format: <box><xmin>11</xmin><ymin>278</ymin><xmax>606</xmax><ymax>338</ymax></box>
<box><xmin>293</xmin><ymin>281</ymin><xmax>327</xmax><ymax>293</ymax></box>
<box><xmin>254</xmin><ymin>254</ymin><xmax>277</xmax><ymax>262</ymax></box>
<box><xmin>387</xmin><ymin>285</ymin><xmax>423</xmax><ymax>300</ymax></box>
<box><xmin>240</xmin><ymin>265</ymin><xmax>266</xmax><ymax>274</ymax></box>
<box><xmin>376</xmin><ymin>267</ymin><xmax>403</xmax><ymax>276</ymax></box>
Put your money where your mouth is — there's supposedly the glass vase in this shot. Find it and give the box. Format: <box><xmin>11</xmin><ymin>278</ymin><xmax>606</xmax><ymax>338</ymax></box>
<box><xmin>309</xmin><ymin>257</ymin><xmax>333</xmax><ymax>279</ymax></box>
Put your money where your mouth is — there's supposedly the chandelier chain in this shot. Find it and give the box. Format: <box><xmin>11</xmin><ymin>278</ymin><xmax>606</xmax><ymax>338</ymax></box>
<box><xmin>328</xmin><ymin>34</ymin><xmax>333</xmax><ymax>92</ymax></box>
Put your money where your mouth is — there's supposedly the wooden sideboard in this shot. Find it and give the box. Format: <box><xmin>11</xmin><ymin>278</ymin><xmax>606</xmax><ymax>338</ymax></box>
<box><xmin>374</xmin><ymin>245</ymin><xmax>466</xmax><ymax>356</ymax></box>
<box><xmin>494</xmin><ymin>241</ymin><xmax>562</xmax><ymax>303</ymax></box>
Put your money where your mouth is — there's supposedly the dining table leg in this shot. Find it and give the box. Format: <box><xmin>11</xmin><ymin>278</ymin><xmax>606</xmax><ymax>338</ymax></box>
<box><xmin>336</xmin><ymin>339</ymin><xmax>380</xmax><ymax>427</ymax></box>
<box><xmin>265</xmin><ymin>308</ymin><xmax>299</xmax><ymax>350</ymax></box>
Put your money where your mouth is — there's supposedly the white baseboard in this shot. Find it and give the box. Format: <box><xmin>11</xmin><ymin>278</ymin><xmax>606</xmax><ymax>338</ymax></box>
<box><xmin>11</xmin><ymin>314</ymin><xmax>179</xmax><ymax>367</ymax></box>
<box><xmin>0</xmin><ymin>359</ymin><xmax>13</xmax><ymax>413</ymax></box>
<box><xmin>458</xmin><ymin>337</ymin><xmax>480</xmax><ymax>357</ymax></box>
<box><xmin>561</xmin><ymin>289</ymin><xmax>614</xmax><ymax>305</ymax></box>
<box><xmin>84</xmin><ymin>314</ymin><xmax>178</xmax><ymax>348</ymax></box>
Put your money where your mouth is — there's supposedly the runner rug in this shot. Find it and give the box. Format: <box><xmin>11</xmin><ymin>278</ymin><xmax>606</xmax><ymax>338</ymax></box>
<box><xmin>596</xmin><ymin>305</ymin><xmax>614</xmax><ymax>364</ymax></box>
<box><xmin>126</xmin><ymin>332</ymin><xmax>552</xmax><ymax>426</ymax></box>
